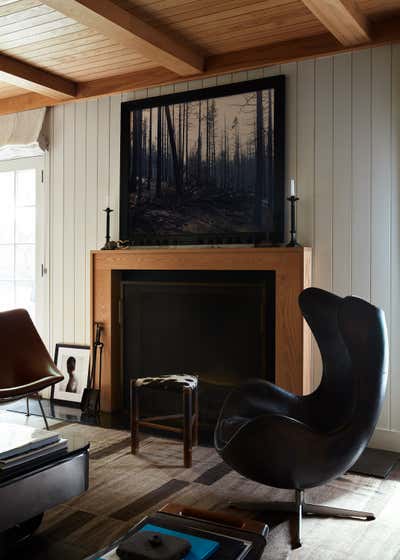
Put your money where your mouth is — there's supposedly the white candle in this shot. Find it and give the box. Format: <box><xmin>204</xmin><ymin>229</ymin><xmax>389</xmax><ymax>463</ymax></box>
<box><xmin>290</xmin><ymin>179</ymin><xmax>295</xmax><ymax>197</ymax></box>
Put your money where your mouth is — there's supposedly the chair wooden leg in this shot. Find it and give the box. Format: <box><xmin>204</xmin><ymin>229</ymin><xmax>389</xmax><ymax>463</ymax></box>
<box><xmin>26</xmin><ymin>396</ymin><xmax>30</xmax><ymax>416</ymax></box>
<box><xmin>36</xmin><ymin>393</ymin><xmax>49</xmax><ymax>430</ymax></box>
<box><xmin>183</xmin><ymin>387</ymin><xmax>192</xmax><ymax>468</ymax></box>
<box><xmin>192</xmin><ymin>386</ymin><xmax>199</xmax><ymax>447</ymax></box>
<box><xmin>131</xmin><ymin>380</ymin><xmax>139</xmax><ymax>454</ymax></box>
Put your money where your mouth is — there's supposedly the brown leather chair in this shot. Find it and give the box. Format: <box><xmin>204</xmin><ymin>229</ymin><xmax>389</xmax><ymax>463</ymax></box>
<box><xmin>0</xmin><ymin>308</ymin><xmax>64</xmax><ymax>429</ymax></box>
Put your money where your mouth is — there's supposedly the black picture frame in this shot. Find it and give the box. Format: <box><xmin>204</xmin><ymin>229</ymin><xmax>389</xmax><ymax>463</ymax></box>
<box><xmin>120</xmin><ymin>75</ymin><xmax>285</xmax><ymax>245</ymax></box>
<box><xmin>51</xmin><ymin>343</ymin><xmax>90</xmax><ymax>406</ymax></box>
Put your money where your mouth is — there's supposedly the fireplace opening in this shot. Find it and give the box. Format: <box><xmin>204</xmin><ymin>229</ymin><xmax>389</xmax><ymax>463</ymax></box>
<box><xmin>120</xmin><ymin>270</ymin><xmax>275</xmax><ymax>438</ymax></box>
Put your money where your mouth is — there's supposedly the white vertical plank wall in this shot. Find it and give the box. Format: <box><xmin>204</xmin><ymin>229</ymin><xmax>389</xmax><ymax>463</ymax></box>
<box><xmin>390</xmin><ymin>45</ymin><xmax>400</xmax><ymax>435</ymax></box>
<box><xmin>47</xmin><ymin>46</ymin><xmax>400</xmax><ymax>449</ymax></box>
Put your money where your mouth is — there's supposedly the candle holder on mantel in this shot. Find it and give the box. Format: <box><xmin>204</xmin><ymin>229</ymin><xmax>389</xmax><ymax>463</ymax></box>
<box><xmin>286</xmin><ymin>195</ymin><xmax>301</xmax><ymax>247</ymax></box>
<box><xmin>101</xmin><ymin>207</ymin><xmax>118</xmax><ymax>250</ymax></box>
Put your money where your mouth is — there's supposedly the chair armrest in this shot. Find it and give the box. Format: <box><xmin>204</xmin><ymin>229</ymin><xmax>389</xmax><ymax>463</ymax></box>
<box><xmin>215</xmin><ymin>380</ymin><xmax>303</xmax><ymax>450</ymax></box>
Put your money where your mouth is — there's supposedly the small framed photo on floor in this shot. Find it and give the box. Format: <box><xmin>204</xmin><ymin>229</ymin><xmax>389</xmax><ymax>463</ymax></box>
<box><xmin>52</xmin><ymin>344</ymin><xmax>90</xmax><ymax>404</ymax></box>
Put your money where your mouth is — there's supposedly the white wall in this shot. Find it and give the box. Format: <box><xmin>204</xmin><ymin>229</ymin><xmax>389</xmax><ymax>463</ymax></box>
<box><xmin>47</xmin><ymin>44</ymin><xmax>400</xmax><ymax>450</ymax></box>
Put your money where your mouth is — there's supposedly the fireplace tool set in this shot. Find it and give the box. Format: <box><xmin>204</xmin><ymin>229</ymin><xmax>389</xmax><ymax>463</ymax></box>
<box><xmin>81</xmin><ymin>322</ymin><xmax>103</xmax><ymax>416</ymax></box>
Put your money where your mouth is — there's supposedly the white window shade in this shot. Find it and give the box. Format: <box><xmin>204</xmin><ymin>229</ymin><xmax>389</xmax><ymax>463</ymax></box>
<box><xmin>0</xmin><ymin>108</ymin><xmax>48</xmax><ymax>160</ymax></box>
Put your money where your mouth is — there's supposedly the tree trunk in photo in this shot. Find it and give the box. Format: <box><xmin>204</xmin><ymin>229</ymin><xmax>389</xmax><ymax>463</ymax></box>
<box><xmin>266</xmin><ymin>90</ymin><xmax>274</xmax><ymax>205</ymax></box>
<box><xmin>179</xmin><ymin>104</ymin><xmax>185</xmax><ymax>190</ymax></box>
<box><xmin>255</xmin><ymin>91</ymin><xmax>265</xmax><ymax>226</ymax></box>
<box><xmin>222</xmin><ymin>117</ymin><xmax>227</xmax><ymax>191</ymax></box>
<box><xmin>226</xmin><ymin>133</ymin><xmax>230</xmax><ymax>190</ymax></box>
<box><xmin>139</xmin><ymin>115</ymin><xmax>146</xmax><ymax>201</ymax></box>
<box><xmin>165</xmin><ymin>105</ymin><xmax>183</xmax><ymax>196</ymax></box>
<box><xmin>232</xmin><ymin>116</ymin><xmax>240</xmax><ymax>192</ymax></box>
<box><xmin>161</xmin><ymin>108</ymin><xmax>165</xmax><ymax>184</ymax></box>
<box><xmin>161</xmin><ymin>108</ymin><xmax>165</xmax><ymax>183</ymax></box>
<box><xmin>147</xmin><ymin>109</ymin><xmax>152</xmax><ymax>191</ymax></box>
<box><xmin>206</xmin><ymin>99</ymin><xmax>210</xmax><ymax>187</ymax></box>
<box><xmin>129</xmin><ymin>126</ymin><xmax>135</xmax><ymax>193</ymax></box>
<box><xmin>197</xmin><ymin>100</ymin><xmax>202</xmax><ymax>187</ymax></box>
<box><xmin>136</xmin><ymin>109</ymin><xmax>143</xmax><ymax>195</ymax></box>
<box><xmin>156</xmin><ymin>107</ymin><xmax>162</xmax><ymax>197</ymax></box>
<box><xmin>178</xmin><ymin>104</ymin><xmax>182</xmax><ymax>164</ymax></box>
<box><xmin>185</xmin><ymin>103</ymin><xmax>189</xmax><ymax>187</ymax></box>
<box><xmin>211</xmin><ymin>100</ymin><xmax>216</xmax><ymax>187</ymax></box>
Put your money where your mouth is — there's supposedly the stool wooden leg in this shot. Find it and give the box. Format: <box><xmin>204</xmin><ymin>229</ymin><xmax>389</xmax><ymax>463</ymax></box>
<box><xmin>193</xmin><ymin>386</ymin><xmax>199</xmax><ymax>447</ymax></box>
<box><xmin>183</xmin><ymin>387</ymin><xmax>192</xmax><ymax>468</ymax></box>
<box><xmin>131</xmin><ymin>379</ymin><xmax>139</xmax><ymax>454</ymax></box>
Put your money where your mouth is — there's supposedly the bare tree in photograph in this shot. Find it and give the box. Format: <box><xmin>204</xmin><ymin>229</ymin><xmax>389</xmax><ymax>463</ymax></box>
<box><xmin>255</xmin><ymin>91</ymin><xmax>266</xmax><ymax>226</ymax></box>
<box><xmin>156</xmin><ymin>106</ymin><xmax>162</xmax><ymax>197</ymax></box>
<box><xmin>197</xmin><ymin>100</ymin><xmax>202</xmax><ymax>187</ymax></box>
<box><xmin>165</xmin><ymin>105</ymin><xmax>183</xmax><ymax>196</ymax></box>
<box><xmin>147</xmin><ymin>108</ymin><xmax>152</xmax><ymax>190</ymax></box>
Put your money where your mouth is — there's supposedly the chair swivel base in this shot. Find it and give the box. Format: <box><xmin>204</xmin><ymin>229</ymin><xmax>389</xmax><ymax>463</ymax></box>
<box><xmin>229</xmin><ymin>489</ymin><xmax>375</xmax><ymax>548</ymax></box>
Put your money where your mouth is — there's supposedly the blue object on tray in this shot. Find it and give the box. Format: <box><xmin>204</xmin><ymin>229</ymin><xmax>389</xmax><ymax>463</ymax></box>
<box><xmin>139</xmin><ymin>523</ymin><xmax>219</xmax><ymax>560</ymax></box>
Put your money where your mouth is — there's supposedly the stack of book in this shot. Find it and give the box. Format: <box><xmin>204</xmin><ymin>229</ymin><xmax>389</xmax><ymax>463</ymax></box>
<box><xmin>0</xmin><ymin>423</ymin><xmax>68</xmax><ymax>471</ymax></box>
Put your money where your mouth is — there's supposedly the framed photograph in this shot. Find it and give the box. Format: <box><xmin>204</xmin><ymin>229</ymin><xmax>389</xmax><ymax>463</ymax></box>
<box><xmin>52</xmin><ymin>344</ymin><xmax>90</xmax><ymax>404</ymax></box>
<box><xmin>120</xmin><ymin>75</ymin><xmax>285</xmax><ymax>245</ymax></box>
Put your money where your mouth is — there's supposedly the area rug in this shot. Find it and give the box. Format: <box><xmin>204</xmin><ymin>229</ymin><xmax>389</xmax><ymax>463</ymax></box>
<box><xmin>6</xmin><ymin>398</ymin><xmax>399</xmax><ymax>479</ymax></box>
<box><xmin>10</xmin><ymin>420</ymin><xmax>400</xmax><ymax>560</ymax></box>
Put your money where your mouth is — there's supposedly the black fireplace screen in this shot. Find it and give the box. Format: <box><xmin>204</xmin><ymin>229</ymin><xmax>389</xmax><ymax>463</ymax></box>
<box><xmin>121</xmin><ymin>270</ymin><xmax>275</xmax><ymax>436</ymax></box>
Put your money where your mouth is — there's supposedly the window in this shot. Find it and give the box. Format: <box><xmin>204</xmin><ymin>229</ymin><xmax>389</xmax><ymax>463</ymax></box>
<box><xmin>0</xmin><ymin>157</ymin><xmax>47</xmax><ymax>339</ymax></box>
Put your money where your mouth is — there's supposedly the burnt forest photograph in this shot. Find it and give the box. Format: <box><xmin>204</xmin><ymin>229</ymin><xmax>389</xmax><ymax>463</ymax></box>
<box><xmin>120</xmin><ymin>78</ymin><xmax>284</xmax><ymax>242</ymax></box>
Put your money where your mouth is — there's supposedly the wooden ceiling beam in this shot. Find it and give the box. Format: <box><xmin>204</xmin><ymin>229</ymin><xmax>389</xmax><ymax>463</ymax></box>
<box><xmin>0</xmin><ymin>14</ymin><xmax>399</xmax><ymax>116</ymax></box>
<box><xmin>40</xmin><ymin>0</ymin><xmax>204</xmax><ymax>76</ymax></box>
<box><xmin>0</xmin><ymin>53</ymin><xmax>77</xmax><ymax>99</ymax></box>
<box><xmin>301</xmin><ymin>0</ymin><xmax>370</xmax><ymax>46</ymax></box>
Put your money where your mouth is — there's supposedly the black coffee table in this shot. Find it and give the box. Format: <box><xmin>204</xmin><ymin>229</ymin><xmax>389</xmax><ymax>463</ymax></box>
<box><xmin>0</xmin><ymin>435</ymin><xmax>89</xmax><ymax>536</ymax></box>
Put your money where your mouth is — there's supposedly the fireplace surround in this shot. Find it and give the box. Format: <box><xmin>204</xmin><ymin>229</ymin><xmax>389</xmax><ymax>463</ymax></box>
<box><xmin>90</xmin><ymin>246</ymin><xmax>312</xmax><ymax>412</ymax></box>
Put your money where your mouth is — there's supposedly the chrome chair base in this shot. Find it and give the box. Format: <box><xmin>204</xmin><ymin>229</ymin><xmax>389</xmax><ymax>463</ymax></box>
<box><xmin>230</xmin><ymin>489</ymin><xmax>375</xmax><ymax>548</ymax></box>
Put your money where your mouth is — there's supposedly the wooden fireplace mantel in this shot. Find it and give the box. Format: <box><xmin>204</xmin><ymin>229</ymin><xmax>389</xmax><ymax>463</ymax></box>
<box><xmin>90</xmin><ymin>246</ymin><xmax>312</xmax><ymax>412</ymax></box>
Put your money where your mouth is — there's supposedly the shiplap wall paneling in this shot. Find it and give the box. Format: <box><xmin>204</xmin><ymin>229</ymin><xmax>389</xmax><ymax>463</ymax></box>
<box><xmin>315</xmin><ymin>57</ymin><xmax>334</xmax><ymax>294</ymax></box>
<box><xmin>390</xmin><ymin>44</ymin><xmax>400</xmax><ymax>432</ymax></box>
<box><xmin>371</xmin><ymin>46</ymin><xmax>392</xmax><ymax>430</ymax></box>
<box><xmin>296</xmin><ymin>60</ymin><xmax>315</xmax><ymax>248</ymax></box>
<box><xmin>110</xmin><ymin>94</ymin><xmax>122</xmax><ymax>242</ymax></box>
<box><xmin>97</xmin><ymin>97</ymin><xmax>111</xmax><ymax>249</ymax></box>
<box><xmin>50</xmin><ymin>106</ymin><xmax>64</xmax><ymax>354</ymax></box>
<box><xmin>75</xmin><ymin>101</ymin><xmax>87</xmax><ymax>345</ymax></box>
<box><xmin>296</xmin><ymin>59</ymin><xmax>316</xmax><ymax>394</ymax></box>
<box><xmin>313</xmin><ymin>57</ymin><xmax>334</xmax><ymax>386</ymax></box>
<box><xmin>351</xmin><ymin>49</ymin><xmax>371</xmax><ymax>302</ymax></box>
<box><xmin>281</xmin><ymin>62</ymin><xmax>297</xmax><ymax>241</ymax></box>
<box><xmin>63</xmin><ymin>103</ymin><xmax>76</xmax><ymax>344</ymax></box>
<box><xmin>85</xmin><ymin>100</ymin><xmax>99</xmax><ymax>345</ymax></box>
<box><xmin>332</xmin><ymin>53</ymin><xmax>352</xmax><ymax>298</ymax></box>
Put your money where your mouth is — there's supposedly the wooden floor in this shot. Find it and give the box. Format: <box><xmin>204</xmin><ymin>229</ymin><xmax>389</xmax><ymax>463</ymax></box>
<box><xmin>2</xmin><ymin>411</ymin><xmax>400</xmax><ymax>560</ymax></box>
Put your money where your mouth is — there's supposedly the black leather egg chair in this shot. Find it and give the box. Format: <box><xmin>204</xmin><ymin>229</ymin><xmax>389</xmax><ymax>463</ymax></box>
<box><xmin>214</xmin><ymin>287</ymin><xmax>388</xmax><ymax>548</ymax></box>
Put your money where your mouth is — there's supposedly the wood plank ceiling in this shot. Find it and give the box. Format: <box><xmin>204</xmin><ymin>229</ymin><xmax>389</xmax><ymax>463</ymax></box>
<box><xmin>0</xmin><ymin>0</ymin><xmax>399</xmax><ymax>114</ymax></box>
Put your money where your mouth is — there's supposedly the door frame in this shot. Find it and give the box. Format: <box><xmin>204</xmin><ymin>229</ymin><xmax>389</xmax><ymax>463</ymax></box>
<box><xmin>0</xmin><ymin>155</ymin><xmax>49</xmax><ymax>345</ymax></box>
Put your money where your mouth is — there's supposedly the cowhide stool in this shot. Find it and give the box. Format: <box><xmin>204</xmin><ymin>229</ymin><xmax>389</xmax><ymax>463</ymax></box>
<box><xmin>130</xmin><ymin>374</ymin><xmax>199</xmax><ymax>468</ymax></box>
